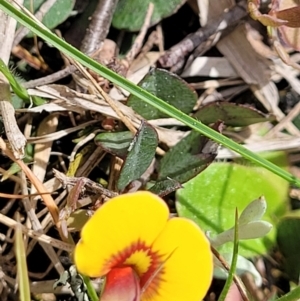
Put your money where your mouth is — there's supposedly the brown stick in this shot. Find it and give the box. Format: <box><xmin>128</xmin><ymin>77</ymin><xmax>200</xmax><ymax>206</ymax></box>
<box><xmin>0</xmin><ymin>138</ymin><xmax>70</xmax><ymax>243</ymax></box>
<box><xmin>211</xmin><ymin>246</ymin><xmax>249</xmax><ymax>301</ymax></box>
<box><xmin>158</xmin><ymin>1</ymin><xmax>248</xmax><ymax>68</ymax></box>
<box><xmin>80</xmin><ymin>0</ymin><xmax>119</xmax><ymax>55</ymax></box>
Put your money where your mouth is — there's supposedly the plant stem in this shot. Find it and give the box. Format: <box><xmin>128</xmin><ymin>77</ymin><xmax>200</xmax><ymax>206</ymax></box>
<box><xmin>81</xmin><ymin>275</ymin><xmax>99</xmax><ymax>301</ymax></box>
<box><xmin>218</xmin><ymin>209</ymin><xmax>241</xmax><ymax>301</ymax></box>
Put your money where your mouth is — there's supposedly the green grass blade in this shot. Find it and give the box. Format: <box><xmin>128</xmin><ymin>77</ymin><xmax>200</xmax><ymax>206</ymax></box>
<box><xmin>1</xmin><ymin>0</ymin><xmax>299</xmax><ymax>186</ymax></box>
<box><xmin>15</xmin><ymin>213</ymin><xmax>31</xmax><ymax>301</ymax></box>
<box><xmin>218</xmin><ymin>209</ymin><xmax>240</xmax><ymax>301</ymax></box>
<box><xmin>0</xmin><ymin>58</ymin><xmax>28</xmax><ymax>100</ymax></box>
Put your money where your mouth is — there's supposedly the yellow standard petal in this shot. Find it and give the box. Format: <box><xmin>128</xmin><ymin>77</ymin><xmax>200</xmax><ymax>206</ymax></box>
<box><xmin>74</xmin><ymin>191</ymin><xmax>169</xmax><ymax>277</ymax></box>
<box><xmin>141</xmin><ymin>218</ymin><xmax>213</xmax><ymax>301</ymax></box>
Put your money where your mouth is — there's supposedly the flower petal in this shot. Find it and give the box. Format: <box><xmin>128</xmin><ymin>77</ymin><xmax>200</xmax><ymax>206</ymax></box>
<box><xmin>101</xmin><ymin>267</ymin><xmax>140</xmax><ymax>301</ymax></box>
<box><xmin>74</xmin><ymin>191</ymin><xmax>169</xmax><ymax>277</ymax></box>
<box><xmin>142</xmin><ymin>218</ymin><xmax>213</xmax><ymax>301</ymax></box>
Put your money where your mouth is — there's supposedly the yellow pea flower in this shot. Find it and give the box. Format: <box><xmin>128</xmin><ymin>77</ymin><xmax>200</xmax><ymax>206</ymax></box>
<box><xmin>74</xmin><ymin>191</ymin><xmax>213</xmax><ymax>301</ymax></box>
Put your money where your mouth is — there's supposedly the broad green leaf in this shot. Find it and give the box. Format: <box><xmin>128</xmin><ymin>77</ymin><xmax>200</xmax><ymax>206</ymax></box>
<box><xmin>176</xmin><ymin>160</ymin><xmax>289</xmax><ymax>257</ymax></box>
<box><xmin>117</xmin><ymin>121</ymin><xmax>158</xmax><ymax>191</ymax></box>
<box><xmin>128</xmin><ymin>68</ymin><xmax>197</xmax><ymax>120</ymax></box>
<box><xmin>95</xmin><ymin>131</ymin><xmax>133</xmax><ymax>158</ymax></box>
<box><xmin>194</xmin><ymin>102</ymin><xmax>275</xmax><ymax>126</ymax></box>
<box><xmin>277</xmin><ymin>211</ymin><xmax>300</xmax><ymax>282</ymax></box>
<box><xmin>24</xmin><ymin>0</ymin><xmax>75</xmax><ymax>32</ymax></box>
<box><xmin>158</xmin><ymin>130</ymin><xmax>217</xmax><ymax>183</ymax></box>
<box><xmin>113</xmin><ymin>0</ymin><xmax>185</xmax><ymax>31</ymax></box>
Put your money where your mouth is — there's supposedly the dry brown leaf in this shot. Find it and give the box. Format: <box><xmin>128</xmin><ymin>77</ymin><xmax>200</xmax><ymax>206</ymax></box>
<box><xmin>31</xmin><ymin>114</ymin><xmax>59</xmax><ymax>194</ymax></box>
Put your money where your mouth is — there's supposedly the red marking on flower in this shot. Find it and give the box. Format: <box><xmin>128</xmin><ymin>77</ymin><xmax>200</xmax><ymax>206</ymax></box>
<box><xmin>103</xmin><ymin>239</ymin><xmax>166</xmax><ymax>298</ymax></box>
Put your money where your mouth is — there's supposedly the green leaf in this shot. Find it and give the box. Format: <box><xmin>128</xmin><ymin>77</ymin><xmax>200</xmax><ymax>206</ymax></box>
<box><xmin>276</xmin><ymin>285</ymin><xmax>300</xmax><ymax>301</ymax></box>
<box><xmin>11</xmin><ymin>95</ymin><xmax>24</xmax><ymax>109</ymax></box>
<box><xmin>176</xmin><ymin>160</ymin><xmax>289</xmax><ymax>257</ymax></box>
<box><xmin>0</xmin><ymin>59</ymin><xmax>28</xmax><ymax>100</ymax></box>
<box><xmin>158</xmin><ymin>130</ymin><xmax>217</xmax><ymax>183</ymax></box>
<box><xmin>239</xmin><ymin>197</ymin><xmax>267</xmax><ymax>224</ymax></box>
<box><xmin>117</xmin><ymin>121</ymin><xmax>158</xmax><ymax>191</ymax></box>
<box><xmin>0</xmin><ymin>59</ymin><xmax>45</xmax><ymax>105</ymax></box>
<box><xmin>148</xmin><ymin>178</ymin><xmax>182</xmax><ymax>197</ymax></box>
<box><xmin>128</xmin><ymin>68</ymin><xmax>197</xmax><ymax>120</ymax></box>
<box><xmin>194</xmin><ymin>102</ymin><xmax>275</xmax><ymax>126</ymax></box>
<box><xmin>277</xmin><ymin>211</ymin><xmax>300</xmax><ymax>282</ymax></box>
<box><xmin>95</xmin><ymin>131</ymin><xmax>133</xmax><ymax>158</ymax></box>
<box><xmin>113</xmin><ymin>0</ymin><xmax>185</xmax><ymax>31</ymax></box>
<box><xmin>24</xmin><ymin>0</ymin><xmax>75</xmax><ymax>32</ymax></box>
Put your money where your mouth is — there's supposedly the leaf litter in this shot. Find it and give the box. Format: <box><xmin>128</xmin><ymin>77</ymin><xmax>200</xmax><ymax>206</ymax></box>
<box><xmin>0</xmin><ymin>0</ymin><xmax>300</xmax><ymax>300</ymax></box>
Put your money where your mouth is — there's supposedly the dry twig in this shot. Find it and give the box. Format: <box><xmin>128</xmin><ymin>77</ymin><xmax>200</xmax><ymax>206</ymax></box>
<box><xmin>0</xmin><ymin>1</ymin><xmax>26</xmax><ymax>159</ymax></box>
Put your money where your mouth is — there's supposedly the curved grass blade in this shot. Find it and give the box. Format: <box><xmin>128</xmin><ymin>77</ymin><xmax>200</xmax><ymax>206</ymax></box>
<box><xmin>0</xmin><ymin>0</ymin><xmax>299</xmax><ymax>187</ymax></box>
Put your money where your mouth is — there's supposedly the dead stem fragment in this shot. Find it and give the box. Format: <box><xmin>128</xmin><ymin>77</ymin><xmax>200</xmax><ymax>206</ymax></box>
<box><xmin>211</xmin><ymin>246</ymin><xmax>249</xmax><ymax>301</ymax></box>
<box><xmin>0</xmin><ymin>213</ymin><xmax>73</xmax><ymax>252</ymax></box>
<box><xmin>80</xmin><ymin>0</ymin><xmax>119</xmax><ymax>55</ymax></box>
<box><xmin>0</xmin><ymin>8</ymin><xmax>26</xmax><ymax>159</ymax></box>
<box><xmin>159</xmin><ymin>1</ymin><xmax>247</xmax><ymax>68</ymax></box>
<box><xmin>53</xmin><ymin>168</ymin><xmax>118</xmax><ymax>199</ymax></box>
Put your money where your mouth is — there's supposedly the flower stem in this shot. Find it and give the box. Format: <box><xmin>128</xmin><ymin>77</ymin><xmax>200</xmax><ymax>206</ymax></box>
<box><xmin>81</xmin><ymin>274</ymin><xmax>99</xmax><ymax>301</ymax></box>
<box><xmin>218</xmin><ymin>209</ymin><xmax>240</xmax><ymax>301</ymax></box>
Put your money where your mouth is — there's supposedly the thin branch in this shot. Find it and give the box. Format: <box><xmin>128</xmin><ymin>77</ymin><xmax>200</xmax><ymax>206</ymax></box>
<box><xmin>158</xmin><ymin>1</ymin><xmax>247</xmax><ymax>68</ymax></box>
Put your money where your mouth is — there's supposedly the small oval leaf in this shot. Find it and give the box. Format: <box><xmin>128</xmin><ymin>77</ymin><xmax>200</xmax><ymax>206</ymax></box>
<box><xmin>128</xmin><ymin>68</ymin><xmax>197</xmax><ymax>120</ymax></box>
<box><xmin>194</xmin><ymin>102</ymin><xmax>275</xmax><ymax>126</ymax></box>
<box><xmin>238</xmin><ymin>221</ymin><xmax>273</xmax><ymax>240</ymax></box>
<box><xmin>117</xmin><ymin>121</ymin><xmax>158</xmax><ymax>191</ymax></box>
<box><xmin>239</xmin><ymin>197</ymin><xmax>267</xmax><ymax>225</ymax></box>
<box><xmin>95</xmin><ymin>131</ymin><xmax>133</xmax><ymax>158</ymax></box>
<box><xmin>24</xmin><ymin>0</ymin><xmax>75</xmax><ymax>31</ymax></box>
<box><xmin>148</xmin><ymin>178</ymin><xmax>182</xmax><ymax>197</ymax></box>
<box><xmin>158</xmin><ymin>130</ymin><xmax>218</xmax><ymax>183</ymax></box>
<box><xmin>113</xmin><ymin>0</ymin><xmax>185</xmax><ymax>31</ymax></box>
